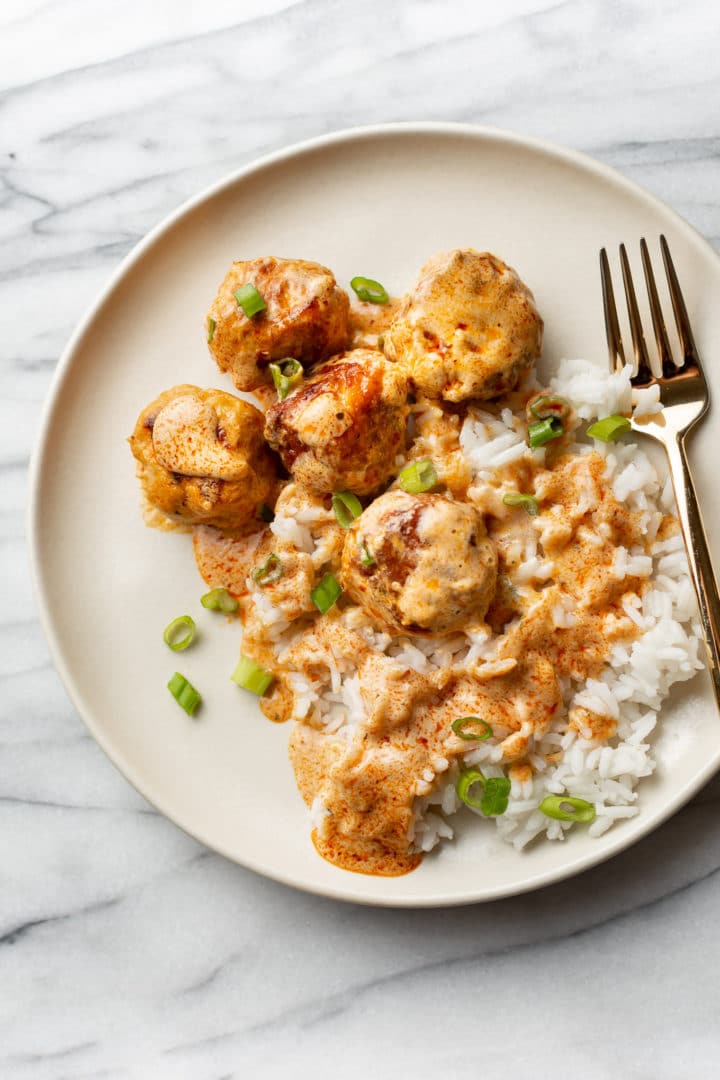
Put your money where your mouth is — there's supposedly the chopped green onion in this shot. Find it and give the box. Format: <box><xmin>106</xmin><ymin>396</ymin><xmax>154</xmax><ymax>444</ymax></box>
<box><xmin>201</xmin><ymin>587</ymin><xmax>238</xmax><ymax>613</ymax></box>
<box><xmin>231</xmin><ymin>654</ymin><xmax>274</xmax><ymax>696</ymax></box>
<box><xmin>528</xmin><ymin>394</ymin><xmax>570</xmax><ymax>421</ymax></box>
<box><xmin>252</xmin><ymin>553</ymin><xmax>283</xmax><ymax>586</ymax></box>
<box><xmin>398</xmin><ymin>459</ymin><xmax>437</xmax><ymax>494</ymax></box>
<box><xmin>586</xmin><ymin>414</ymin><xmax>631</xmax><ymax>442</ymax></box>
<box><xmin>167</xmin><ymin>672</ymin><xmax>201</xmax><ymax>716</ymax></box>
<box><xmin>502</xmin><ymin>491</ymin><xmax>539</xmax><ymax>516</ymax></box>
<box><xmin>258</xmin><ymin>502</ymin><xmax>275</xmax><ymax>523</ymax></box>
<box><xmin>456</xmin><ymin>769</ymin><xmax>486</xmax><ymax>810</ymax></box>
<box><xmin>234</xmin><ymin>283</ymin><xmax>266</xmax><ymax>318</ymax></box>
<box><xmin>269</xmin><ymin>358</ymin><xmax>303</xmax><ymax>400</ymax></box>
<box><xmin>451</xmin><ymin>716</ymin><xmax>493</xmax><ymax>741</ymax></box>
<box><xmin>359</xmin><ymin>541</ymin><xmax>376</xmax><ymax>567</ymax></box>
<box><xmin>311</xmin><ymin>572</ymin><xmax>342</xmax><ymax>614</ymax></box>
<box><xmin>528</xmin><ymin>417</ymin><xmax>563</xmax><ymax>448</ymax></box>
<box><xmin>332</xmin><ymin>491</ymin><xmax>362</xmax><ymax>528</ymax></box>
<box><xmin>350</xmin><ymin>276</ymin><xmax>389</xmax><ymax>304</ymax></box>
<box><xmin>480</xmin><ymin>777</ymin><xmax>512</xmax><ymax>817</ymax></box>
<box><xmin>539</xmin><ymin>795</ymin><xmax>596</xmax><ymax>823</ymax></box>
<box><xmin>163</xmin><ymin>615</ymin><xmax>196</xmax><ymax>652</ymax></box>
<box><xmin>456</xmin><ymin>769</ymin><xmax>511</xmax><ymax>816</ymax></box>
<box><xmin>207</xmin><ymin>316</ymin><xmax>216</xmax><ymax>343</ymax></box>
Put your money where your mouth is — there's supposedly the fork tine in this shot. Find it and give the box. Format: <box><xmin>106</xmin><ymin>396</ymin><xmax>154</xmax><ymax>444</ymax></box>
<box><xmin>660</xmin><ymin>234</ymin><xmax>698</xmax><ymax>367</ymax></box>
<box><xmin>640</xmin><ymin>238</ymin><xmax>677</xmax><ymax>378</ymax></box>
<box><xmin>600</xmin><ymin>248</ymin><xmax>625</xmax><ymax>374</ymax></box>
<box><xmin>619</xmin><ymin>243</ymin><xmax>654</xmax><ymax>382</ymax></box>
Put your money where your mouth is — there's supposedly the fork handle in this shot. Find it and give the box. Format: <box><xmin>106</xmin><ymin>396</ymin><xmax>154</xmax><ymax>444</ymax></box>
<box><xmin>665</xmin><ymin>435</ymin><xmax>720</xmax><ymax>706</ymax></box>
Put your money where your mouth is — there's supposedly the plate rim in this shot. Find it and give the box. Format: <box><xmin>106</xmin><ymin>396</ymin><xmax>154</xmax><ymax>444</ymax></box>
<box><xmin>28</xmin><ymin>120</ymin><xmax>720</xmax><ymax>907</ymax></box>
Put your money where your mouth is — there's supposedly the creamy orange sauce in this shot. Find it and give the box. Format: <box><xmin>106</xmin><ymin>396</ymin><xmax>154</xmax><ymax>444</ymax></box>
<box><xmin>348</xmin><ymin>295</ymin><xmax>401</xmax><ymax>348</ymax></box>
<box><xmin>192</xmin><ymin>440</ymin><xmax>649</xmax><ymax>877</ymax></box>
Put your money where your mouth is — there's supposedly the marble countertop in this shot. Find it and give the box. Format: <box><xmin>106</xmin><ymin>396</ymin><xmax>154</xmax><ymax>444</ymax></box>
<box><xmin>4</xmin><ymin>1</ymin><xmax>720</xmax><ymax>1075</ymax></box>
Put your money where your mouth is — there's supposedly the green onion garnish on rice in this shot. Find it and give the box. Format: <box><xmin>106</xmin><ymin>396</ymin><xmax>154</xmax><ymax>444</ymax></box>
<box><xmin>167</xmin><ymin>672</ymin><xmax>201</xmax><ymax>716</ymax></box>
<box><xmin>451</xmin><ymin>717</ymin><xmax>493</xmax><ymax>741</ymax></box>
<box><xmin>502</xmin><ymin>491</ymin><xmax>539</xmax><ymax>516</ymax></box>
<box><xmin>586</xmin><ymin>414</ymin><xmax>631</xmax><ymax>442</ymax></box>
<box><xmin>539</xmin><ymin>795</ymin><xmax>596</xmax><ymax>823</ymax></box>
<box><xmin>234</xmin><ymin>283</ymin><xmax>266</xmax><ymax>317</ymax></box>
<box><xmin>398</xmin><ymin>459</ymin><xmax>437</xmax><ymax>494</ymax></box>
<box><xmin>231</xmin><ymin>654</ymin><xmax>274</xmax><ymax>696</ymax></box>
<box><xmin>480</xmin><ymin>777</ymin><xmax>512</xmax><ymax>817</ymax></box>
<box><xmin>528</xmin><ymin>417</ymin><xmax>563</xmax><ymax>448</ymax></box>
<box><xmin>252</xmin><ymin>553</ymin><xmax>283</xmax><ymax>586</ymax></box>
<box><xmin>163</xmin><ymin>615</ymin><xmax>196</xmax><ymax>652</ymax></box>
<box><xmin>269</xmin><ymin>358</ymin><xmax>303</xmax><ymax>400</ymax></box>
<box><xmin>200</xmin><ymin>587</ymin><xmax>238</xmax><ymax>613</ymax></box>
<box><xmin>456</xmin><ymin>769</ymin><xmax>511</xmax><ymax>816</ymax></box>
<box><xmin>332</xmin><ymin>491</ymin><xmax>362</xmax><ymax>528</ymax></box>
<box><xmin>311</xmin><ymin>573</ymin><xmax>342</xmax><ymax>614</ymax></box>
<box><xmin>350</xmin><ymin>276</ymin><xmax>389</xmax><ymax>304</ymax></box>
<box><xmin>527</xmin><ymin>394</ymin><xmax>570</xmax><ymax>421</ymax></box>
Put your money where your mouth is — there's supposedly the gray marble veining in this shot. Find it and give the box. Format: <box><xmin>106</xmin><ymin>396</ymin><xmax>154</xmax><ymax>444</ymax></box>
<box><xmin>3</xmin><ymin>1</ymin><xmax>720</xmax><ymax>1076</ymax></box>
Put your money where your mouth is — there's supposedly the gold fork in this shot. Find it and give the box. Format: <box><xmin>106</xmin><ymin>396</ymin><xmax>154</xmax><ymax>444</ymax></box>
<box><xmin>600</xmin><ymin>236</ymin><xmax>720</xmax><ymax>706</ymax></box>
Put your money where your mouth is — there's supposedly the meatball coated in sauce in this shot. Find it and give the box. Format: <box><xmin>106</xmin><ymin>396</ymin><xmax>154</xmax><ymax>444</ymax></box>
<box><xmin>341</xmin><ymin>489</ymin><xmax>498</xmax><ymax>635</ymax></box>
<box><xmin>385</xmin><ymin>248</ymin><xmax>543</xmax><ymax>402</ymax></box>
<box><xmin>207</xmin><ymin>257</ymin><xmax>350</xmax><ymax>391</ymax></box>
<box><xmin>129</xmin><ymin>385</ymin><xmax>277</xmax><ymax>529</ymax></box>
<box><xmin>264</xmin><ymin>349</ymin><xmax>409</xmax><ymax>495</ymax></box>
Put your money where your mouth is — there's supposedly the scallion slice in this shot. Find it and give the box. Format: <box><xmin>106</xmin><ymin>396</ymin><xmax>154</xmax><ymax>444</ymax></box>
<box><xmin>586</xmin><ymin>414</ymin><xmax>631</xmax><ymax>442</ymax></box>
<box><xmin>167</xmin><ymin>672</ymin><xmax>201</xmax><ymax>716</ymax></box>
<box><xmin>269</xmin><ymin>358</ymin><xmax>303</xmax><ymax>400</ymax></box>
<box><xmin>481</xmin><ymin>777</ymin><xmax>512</xmax><ymax>817</ymax></box>
<box><xmin>451</xmin><ymin>716</ymin><xmax>493</xmax><ymax>741</ymax></box>
<box><xmin>539</xmin><ymin>795</ymin><xmax>596</xmax><ymax>823</ymax></box>
<box><xmin>528</xmin><ymin>394</ymin><xmax>570</xmax><ymax>421</ymax></box>
<box><xmin>163</xmin><ymin>615</ymin><xmax>196</xmax><ymax>652</ymax></box>
<box><xmin>252</xmin><ymin>553</ymin><xmax>283</xmax><ymax>586</ymax></box>
<box><xmin>311</xmin><ymin>572</ymin><xmax>342</xmax><ymax>614</ymax></box>
<box><xmin>201</xmin><ymin>587</ymin><xmax>238</xmax><ymax>613</ymax></box>
<box><xmin>258</xmin><ymin>502</ymin><xmax>275</xmax><ymax>523</ymax></box>
<box><xmin>502</xmin><ymin>491</ymin><xmax>539</xmax><ymax>516</ymax></box>
<box><xmin>207</xmin><ymin>316</ymin><xmax>216</xmax><ymax>343</ymax></box>
<box><xmin>456</xmin><ymin>769</ymin><xmax>511</xmax><ymax>816</ymax></box>
<box><xmin>456</xmin><ymin>769</ymin><xmax>486</xmax><ymax>810</ymax></box>
<box><xmin>234</xmin><ymin>283</ymin><xmax>266</xmax><ymax>318</ymax></box>
<box><xmin>359</xmin><ymin>541</ymin><xmax>376</xmax><ymax>567</ymax></box>
<box><xmin>231</xmin><ymin>654</ymin><xmax>274</xmax><ymax>696</ymax></box>
<box><xmin>350</xmin><ymin>276</ymin><xmax>389</xmax><ymax>304</ymax></box>
<box><xmin>528</xmin><ymin>417</ymin><xmax>563</xmax><ymax>448</ymax></box>
<box><xmin>398</xmin><ymin>459</ymin><xmax>437</xmax><ymax>494</ymax></box>
<box><xmin>332</xmin><ymin>491</ymin><xmax>362</xmax><ymax>528</ymax></box>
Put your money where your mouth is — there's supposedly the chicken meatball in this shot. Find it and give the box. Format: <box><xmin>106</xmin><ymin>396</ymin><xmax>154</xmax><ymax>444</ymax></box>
<box><xmin>207</xmin><ymin>257</ymin><xmax>350</xmax><ymax>391</ymax></box>
<box><xmin>129</xmin><ymin>385</ymin><xmax>277</xmax><ymax>529</ymax></box>
<box><xmin>341</xmin><ymin>489</ymin><xmax>497</xmax><ymax>635</ymax></box>
<box><xmin>384</xmin><ymin>248</ymin><xmax>543</xmax><ymax>402</ymax></box>
<box><xmin>264</xmin><ymin>349</ymin><xmax>409</xmax><ymax>495</ymax></box>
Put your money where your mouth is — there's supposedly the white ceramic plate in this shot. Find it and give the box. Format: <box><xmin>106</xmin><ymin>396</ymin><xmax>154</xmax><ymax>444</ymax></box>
<box><xmin>30</xmin><ymin>123</ymin><xmax>720</xmax><ymax>906</ymax></box>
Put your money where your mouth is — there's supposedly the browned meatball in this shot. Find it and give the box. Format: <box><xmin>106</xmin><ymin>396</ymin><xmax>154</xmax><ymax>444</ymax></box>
<box><xmin>341</xmin><ymin>490</ymin><xmax>497</xmax><ymax>636</ymax></box>
<box><xmin>206</xmin><ymin>257</ymin><xmax>350</xmax><ymax>391</ymax></box>
<box><xmin>264</xmin><ymin>349</ymin><xmax>409</xmax><ymax>495</ymax></box>
<box><xmin>385</xmin><ymin>249</ymin><xmax>543</xmax><ymax>402</ymax></box>
<box><xmin>129</xmin><ymin>385</ymin><xmax>277</xmax><ymax>529</ymax></box>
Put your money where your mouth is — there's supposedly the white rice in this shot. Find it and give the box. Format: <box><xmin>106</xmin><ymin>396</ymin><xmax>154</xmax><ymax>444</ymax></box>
<box><xmin>414</xmin><ymin>358</ymin><xmax>701</xmax><ymax>853</ymax></box>
<box><xmin>253</xmin><ymin>357</ymin><xmax>703</xmax><ymax>854</ymax></box>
